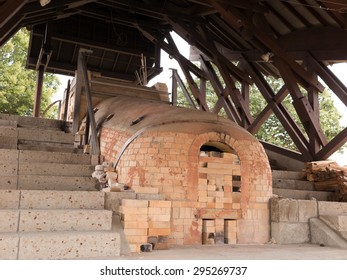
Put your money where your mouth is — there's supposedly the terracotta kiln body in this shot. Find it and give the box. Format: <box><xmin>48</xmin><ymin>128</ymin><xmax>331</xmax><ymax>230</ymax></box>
<box><xmin>96</xmin><ymin>96</ymin><xmax>272</xmax><ymax>246</ymax></box>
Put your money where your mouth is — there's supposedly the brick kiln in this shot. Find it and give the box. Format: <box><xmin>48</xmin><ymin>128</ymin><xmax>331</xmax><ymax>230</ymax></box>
<box><xmin>94</xmin><ymin>95</ymin><xmax>272</xmax><ymax>250</ymax></box>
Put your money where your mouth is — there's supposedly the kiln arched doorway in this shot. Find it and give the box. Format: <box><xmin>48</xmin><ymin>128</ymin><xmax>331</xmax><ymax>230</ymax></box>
<box><xmin>198</xmin><ymin>141</ymin><xmax>241</xmax><ymax>245</ymax></box>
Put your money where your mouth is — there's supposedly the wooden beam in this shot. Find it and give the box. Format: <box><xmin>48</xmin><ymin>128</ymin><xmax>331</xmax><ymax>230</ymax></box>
<box><xmin>261</xmin><ymin>141</ymin><xmax>306</xmax><ymax>162</ymax></box>
<box><xmin>245</xmin><ymin>60</ymin><xmax>312</xmax><ymax>160</ymax></box>
<box><xmin>306</xmin><ymin>58</ymin><xmax>321</xmax><ymax>156</ymax></box>
<box><xmin>274</xmin><ymin>57</ymin><xmax>328</xmax><ymax>147</ymax></box>
<box><xmin>172</xmin><ymin>69</ymin><xmax>196</xmax><ymax>109</ymax></box>
<box><xmin>247</xmin><ymin>85</ymin><xmax>289</xmax><ymax>134</ymax></box>
<box><xmin>0</xmin><ymin>0</ymin><xmax>28</xmax><ymax>29</ymax></box>
<box><xmin>206</xmin><ymin>0</ymin><xmax>325</xmax><ymax>93</ymax></box>
<box><xmin>315</xmin><ymin>127</ymin><xmax>347</xmax><ymax>160</ymax></box>
<box><xmin>166</xmin><ymin>17</ymin><xmax>253</xmax><ymax>84</ymax></box>
<box><xmin>199</xmin><ymin>56</ymin><xmax>241</xmax><ymax>123</ymax></box>
<box><xmin>307</xmin><ymin>53</ymin><xmax>347</xmax><ymax>107</ymax></box>
<box><xmin>165</xmin><ymin>32</ymin><xmax>209</xmax><ymax>111</ymax></box>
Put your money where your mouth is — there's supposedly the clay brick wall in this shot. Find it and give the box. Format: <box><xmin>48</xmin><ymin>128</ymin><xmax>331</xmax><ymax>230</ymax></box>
<box><xmin>96</xmin><ymin>96</ymin><xmax>272</xmax><ymax>247</ymax></box>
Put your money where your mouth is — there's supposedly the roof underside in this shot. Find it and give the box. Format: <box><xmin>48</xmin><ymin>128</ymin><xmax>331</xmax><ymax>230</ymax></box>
<box><xmin>1</xmin><ymin>0</ymin><xmax>347</xmax><ymax>162</ymax></box>
<box><xmin>2</xmin><ymin>0</ymin><xmax>347</xmax><ymax>80</ymax></box>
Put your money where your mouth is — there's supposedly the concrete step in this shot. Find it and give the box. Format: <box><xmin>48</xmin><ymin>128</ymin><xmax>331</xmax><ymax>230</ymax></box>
<box><xmin>0</xmin><ymin>126</ymin><xmax>17</xmax><ymax>149</ymax></box>
<box><xmin>18</xmin><ymin>127</ymin><xmax>74</xmax><ymax>144</ymax></box>
<box><xmin>0</xmin><ymin>176</ymin><xmax>17</xmax><ymax>189</ymax></box>
<box><xmin>0</xmin><ymin>231</ymin><xmax>120</xmax><ymax>259</ymax></box>
<box><xmin>18</xmin><ymin>150</ymin><xmax>91</xmax><ymax>165</ymax></box>
<box><xmin>0</xmin><ymin>190</ymin><xmax>105</xmax><ymax>209</ymax></box>
<box><xmin>15</xmin><ymin>209</ymin><xmax>112</xmax><ymax>232</ymax></box>
<box><xmin>273</xmin><ymin>178</ymin><xmax>315</xmax><ymax>191</ymax></box>
<box><xmin>18</xmin><ymin>162</ymin><xmax>94</xmax><ymax>177</ymax></box>
<box><xmin>0</xmin><ymin>113</ymin><xmax>67</xmax><ymax>131</ymax></box>
<box><xmin>0</xmin><ymin>162</ymin><xmax>18</xmax><ymax>176</ymax></box>
<box><xmin>318</xmin><ymin>201</ymin><xmax>347</xmax><ymax>216</ymax></box>
<box><xmin>0</xmin><ymin>210</ymin><xmax>18</xmax><ymax>232</ymax></box>
<box><xmin>19</xmin><ymin>190</ymin><xmax>105</xmax><ymax>209</ymax></box>
<box><xmin>273</xmin><ymin>188</ymin><xmax>331</xmax><ymax>201</ymax></box>
<box><xmin>272</xmin><ymin>170</ymin><xmax>305</xmax><ymax>180</ymax></box>
<box><xmin>17</xmin><ymin>142</ymin><xmax>77</xmax><ymax>153</ymax></box>
<box><xmin>320</xmin><ymin>215</ymin><xmax>347</xmax><ymax>232</ymax></box>
<box><xmin>310</xmin><ymin>218</ymin><xmax>347</xmax><ymax>248</ymax></box>
<box><xmin>18</xmin><ymin>175</ymin><xmax>97</xmax><ymax>191</ymax></box>
<box><xmin>0</xmin><ymin>119</ymin><xmax>17</xmax><ymax>127</ymax></box>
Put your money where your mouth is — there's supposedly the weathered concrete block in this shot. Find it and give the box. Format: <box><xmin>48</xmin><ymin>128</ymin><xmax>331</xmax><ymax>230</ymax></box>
<box><xmin>104</xmin><ymin>192</ymin><xmax>136</xmax><ymax>212</ymax></box>
<box><xmin>18</xmin><ymin>162</ymin><xmax>94</xmax><ymax>177</ymax></box>
<box><xmin>0</xmin><ymin>127</ymin><xmax>17</xmax><ymax>138</ymax></box>
<box><xmin>0</xmin><ymin>210</ymin><xmax>19</xmax><ymax>232</ymax></box>
<box><xmin>18</xmin><ymin>175</ymin><xmax>97</xmax><ymax>191</ymax></box>
<box><xmin>20</xmin><ymin>190</ymin><xmax>105</xmax><ymax>209</ymax></box>
<box><xmin>318</xmin><ymin>201</ymin><xmax>347</xmax><ymax>216</ymax></box>
<box><xmin>271</xmin><ymin>198</ymin><xmax>298</xmax><ymax>222</ymax></box>
<box><xmin>273</xmin><ymin>189</ymin><xmax>330</xmax><ymax>201</ymax></box>
<box><xmin>0</xmin><ymin>150</ymin><xmax>19</xmax><ymax>162</ymax></box>
<box><xmin>298</xmin><ymin>200</ymin><xmax>317</xmax><ymax>222</ymax></box>
<box><xmin>320</xmin><ymin>215</ymin><xmax>347</xmax><ymax>232</ymax></box>
<box><xmin>19</xmin><ymin>209</ymin><xmax>112</xmax><ymax>232</ymax></box>
<box><xmin>0</xmin><ymin>233</ymin><xmax>19</xmax><ymax>260</ymax></box>
<box><xmin>18</xmin><ymin>231</ymin><xmax>120</xmax><ymax>259</ymax></box>
<box><xmin>18</xmin><ymin>127</ymin><xmax>74</xmax><ymax>144</ymax></box>
<box><xmin>271</xmin><ymin>222</ymin><xmax>309</xmax><ymax>244</ymax></box>
<box><xmin>0</xmin><ymin>190</ymin><xmax>20</xmax><ymax>208</ymax></box>
<box><xmin>310</xmin><ymin>218</ymin><xmax>347</xmax><ymax>248</ymax></box>
<box><xmin>0</xmin><ymin>162</ymin><xmax>18</xmax><ymax>176</ymax></box>
<box><xmin>19</xmin><ymin>150</ymin><xmax>91</xmax><ymax>165</ymax></box>
<box><xmin>0</xmin><ymin>176</ymin><xmax>18</xmax><ymax>190</ymax></box>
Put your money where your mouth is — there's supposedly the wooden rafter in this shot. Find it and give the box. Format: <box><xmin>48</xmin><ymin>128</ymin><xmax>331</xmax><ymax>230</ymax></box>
<box><xmin>274</xmin><ymin>57</ymin><xmax>328</xmax><ymax>148</ymax></box>
<box><xmin>206</xmin><ymin>0</ymin><xmax>325</xmax><ymax>93</ymax></box>
<box><xmin>199</xmin><ymin>56</ymin><xmax>241</xmax><ymax>124</ymax></box>
<box><xmin>245</xmin><ymin>60</ymin><xmax>312</xmax><ymax>160</ymax></box>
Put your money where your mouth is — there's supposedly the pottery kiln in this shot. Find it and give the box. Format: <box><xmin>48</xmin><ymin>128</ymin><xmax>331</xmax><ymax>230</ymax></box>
<box><xmin>95</xmin><ymin>95</ymin><xmax>272</xmax><ymax>248</ymax></box>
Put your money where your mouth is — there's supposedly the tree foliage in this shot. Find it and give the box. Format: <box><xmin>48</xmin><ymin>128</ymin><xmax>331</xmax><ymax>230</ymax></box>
<box><xmin>0</xmin><ymin>29</ymin><xmax>60</xmax><ymax>117</ymax></box>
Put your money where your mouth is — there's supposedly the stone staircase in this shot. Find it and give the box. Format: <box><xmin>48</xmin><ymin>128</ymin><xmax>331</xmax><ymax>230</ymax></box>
<box><xmin>272</xmin><ymin>170</ymin><xmax>331</xmax><ymax>201</ymax></box>
<box><xmin>271</xmin><ymin>169</ymin><xmax>347</xmax><ymax>247</ymax></box>
<box><xmin>0</xmin><ymin>113</ymin><xmax>120</xmax><ymax>259</ymax></box>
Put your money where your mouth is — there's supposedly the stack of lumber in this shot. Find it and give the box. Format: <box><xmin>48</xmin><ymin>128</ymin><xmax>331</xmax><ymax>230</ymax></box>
<box><xmin>305</xmin><ymin>161</ymin><xmax>347</xmax><ymax>202</ymax></box>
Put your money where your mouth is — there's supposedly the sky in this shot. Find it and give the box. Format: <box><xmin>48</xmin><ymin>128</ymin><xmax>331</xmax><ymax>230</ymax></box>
<box><xmin>56</xmin><ymin>32</ymin><xmax>347</xmax><ymax>165</ymax></box>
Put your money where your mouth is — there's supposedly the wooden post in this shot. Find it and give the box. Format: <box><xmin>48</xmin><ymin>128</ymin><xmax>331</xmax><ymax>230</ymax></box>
<box><xmin>33</xmin><ymin>65</ymin><xmax>44</xmax><ymax>117</ymax></box>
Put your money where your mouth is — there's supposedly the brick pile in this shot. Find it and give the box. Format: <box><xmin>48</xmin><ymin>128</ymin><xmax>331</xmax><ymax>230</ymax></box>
<box><xmin>198</xmin><ymin>151</ymin><xmax>241</xmax><ymax>211</ymax></box>
<box><xmin>119</xmin><ymin>199</ymin><xmax>171</xmax><ymax>253</ymax></box>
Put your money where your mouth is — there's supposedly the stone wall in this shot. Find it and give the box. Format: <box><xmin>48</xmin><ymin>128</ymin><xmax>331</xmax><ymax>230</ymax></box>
<box><xmin>271</xmin><ymin>197</ymin><xmax>347</xmax><ymax>244</ymax></box>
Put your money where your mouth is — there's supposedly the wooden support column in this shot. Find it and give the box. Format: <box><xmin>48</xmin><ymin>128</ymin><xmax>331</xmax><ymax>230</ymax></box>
<box><xmin>248</xmin><ymin>85</ymin><xmax>288</xmax><ymax>134</ymax></box>
<box><xmin>306</xmin><ymin>59</ymin><xmax>321</xmax><ymax>156</ymax></box>
<box><xmin>171</xmin><ymin>69</ymin><xmax>178</xmax><ymax>106</ymax></box>
<box><xmin>33</xmin><ymin>22</ymin><xmax>52</xmax><ymax>118</ymax></box>
<box><xmin>172</xmin><ymin>69</ymin><xmax>196</xmax><ymax>109</ymax></box>
<box><xmin>199</xmin><ymin>56</ymin><xmax>240</xmax><ymax>123</ymax></box>
<box><xmin>245</xmin><ymin>61</ymin><xmax>312</xmax><ymax>160</ymax></box>
<box><xmin>33</xmin><ymin>65</ymin><xmax>44</xmax><ymax>118</ymax></box>
<box><xmin>165</xmin><ymin>32</ymin><xmax>209</xmax><ymax>111</ymax></box>
<box><xmin>274</xmin><ymin>57</ymin><xmax>328</xmax><ymax>148</ymax></box>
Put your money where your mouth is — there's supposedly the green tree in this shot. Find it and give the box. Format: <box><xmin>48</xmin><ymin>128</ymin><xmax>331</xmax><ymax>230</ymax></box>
<box><xmin>0</xmin><ymin>29</ymin><xmax>60</xmax><ymax>117</ymax></box>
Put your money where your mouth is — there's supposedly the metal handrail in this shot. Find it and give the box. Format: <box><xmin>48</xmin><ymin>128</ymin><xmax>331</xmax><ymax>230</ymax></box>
<box><xmin>41</xmin><ymin>99</ymin><xmax>61</xmax><ymax>119</ymax></box>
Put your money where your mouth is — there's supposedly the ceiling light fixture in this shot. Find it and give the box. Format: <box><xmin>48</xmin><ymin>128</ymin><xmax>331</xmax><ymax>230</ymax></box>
<box><xmin>40</xmin><ymin>0</ymin><xmax>51</xmax><ymax>7</ymax></box>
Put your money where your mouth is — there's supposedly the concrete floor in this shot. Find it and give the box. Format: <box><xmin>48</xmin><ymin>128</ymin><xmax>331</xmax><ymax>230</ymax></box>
<box><xmin>114</xmin><ymin>244</ymin><xmax>347</xmax><ymax>260</ymax></box>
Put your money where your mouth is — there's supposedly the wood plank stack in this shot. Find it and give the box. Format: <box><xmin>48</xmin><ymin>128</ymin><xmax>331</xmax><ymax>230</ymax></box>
<box><xmin>305</xmin><ymin>161</ymin><xmax>347</xmax><ymax>202</ymax></box>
